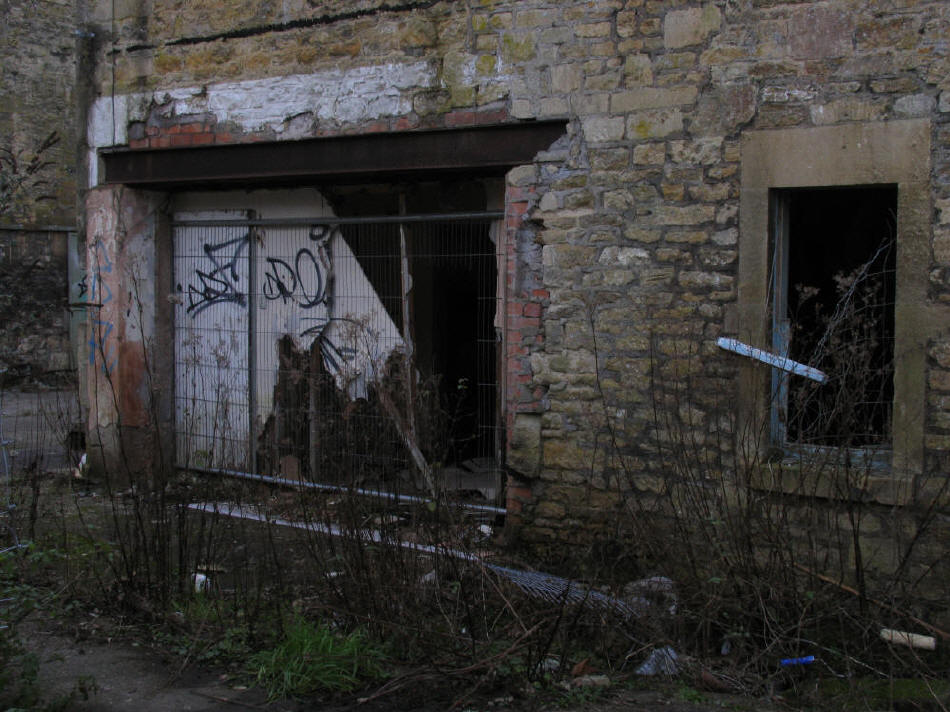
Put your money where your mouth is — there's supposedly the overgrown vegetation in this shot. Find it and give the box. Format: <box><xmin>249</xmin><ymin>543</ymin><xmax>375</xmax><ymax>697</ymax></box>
<box><xmin>0</xmin><ymin>538</ymin><xmax>99</xmax><ymax>709</ymax></box>
<box><xmin>3</xmin><ymin>222</ymin><xmax>947</xmax><ymax>710</ymax></box>
<box><xmin>581</xmin><ymin>244</ymin><xmax>949</xmax><ymax>708</ymax></box>
<box><xmin>250</xmin><ymin>616</ymin><xmax>386</xmax><ymax>699</ymax></box>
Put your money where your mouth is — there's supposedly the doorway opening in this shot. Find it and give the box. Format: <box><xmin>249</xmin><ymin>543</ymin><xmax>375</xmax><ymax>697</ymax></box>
<box><xmin>172</xmin><ymin>185</ymin><xmax>505</xmax><ymax>505</ymax></box>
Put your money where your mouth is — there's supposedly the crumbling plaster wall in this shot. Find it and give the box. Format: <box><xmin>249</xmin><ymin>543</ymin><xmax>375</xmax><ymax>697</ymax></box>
<box><xmin>84</xmin><ymin>185</ymin><xmax>167</xmax><ymax>479</ymax></box>
<box><xmin>82</xmin><ymin>1</ymin><xmax>950</xmax><ymax>553</ymax></box>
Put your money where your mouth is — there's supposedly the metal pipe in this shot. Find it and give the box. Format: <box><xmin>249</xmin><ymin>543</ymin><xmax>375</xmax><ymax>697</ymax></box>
<box><xmin>185</xmin><ymin>465</ymin><xmax>507</xmax><ymax>515</ymax></box>
<box><xmin>171</xmin><ymin>211</ymin><xmax>504</xmax><ymax>228</ymax></box>
<box><xmin>247</xmin><ymin>217</ymin><xmax>259</xmax><ymax>472</ymax></box>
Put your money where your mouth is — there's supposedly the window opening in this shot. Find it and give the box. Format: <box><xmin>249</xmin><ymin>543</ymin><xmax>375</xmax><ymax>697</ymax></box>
<box><xmin>770</xmin><ymin>186</ymin><xmax>897</xmax><ymax>450</ymax></box>
<box><xmin>173</xmin><ymin>211</ymin><xmax>503</xmax><ymax>505</ymax></box>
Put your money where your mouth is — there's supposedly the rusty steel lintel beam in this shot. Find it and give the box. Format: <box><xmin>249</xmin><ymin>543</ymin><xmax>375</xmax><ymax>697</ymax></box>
<box><xmin>101</xmin><ymin>121</ymin><xmax>567</xmax><ymax>188</ymax></box>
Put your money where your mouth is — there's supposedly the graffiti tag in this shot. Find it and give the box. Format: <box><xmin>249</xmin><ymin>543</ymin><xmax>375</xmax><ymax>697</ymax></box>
<box><xmin>184</xmin><ymin>234</ymin><xmax>249</xmax><ymax>315</ymax></box>
<box><xmin>89</xmin><ymin>319</ymin><xmax>118</xmax><ymax>375</ymax></box>
<box><xmin>262</xmin><ymin>228</ymin><xmax>332</xmax><ymax>311</ymax></box>
<box><xmin>87</xmin><ymin>238</ymin><xmax>113</xmax><ymax>306</ymax></box>
<box><xmin>87</xmin><ymin>238</ymin><xmax>117</xmax><ymax>374</ymax></box>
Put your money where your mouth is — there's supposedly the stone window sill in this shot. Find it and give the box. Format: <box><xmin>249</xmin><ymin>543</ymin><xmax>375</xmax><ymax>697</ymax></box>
<box><xmin>748</xmin><ymin>459</ymin><xmax>949</xmax><ymax>509</ymax></box>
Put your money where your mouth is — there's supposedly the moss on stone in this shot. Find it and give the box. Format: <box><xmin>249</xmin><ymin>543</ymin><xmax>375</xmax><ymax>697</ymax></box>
<box><xmin>500</xmin><ymin>32</ymin><xmax>536</xmax><ymax>63</ymax></box>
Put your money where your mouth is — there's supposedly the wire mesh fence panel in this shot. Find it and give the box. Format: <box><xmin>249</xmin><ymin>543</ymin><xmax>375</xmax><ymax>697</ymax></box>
<box><xmin>173</xmin><ymin>214</ymin><xmax>503</xmax><ymax>502</ymax></box>
<box><xmin>174</xmin><ymin>214</ymin><xmax>252</xmax><ymax>471</ymax></box>
<box><xmin>0</xmin><ymin>386</ymin><xmax>80</xmax><ymax>477</ymax></box>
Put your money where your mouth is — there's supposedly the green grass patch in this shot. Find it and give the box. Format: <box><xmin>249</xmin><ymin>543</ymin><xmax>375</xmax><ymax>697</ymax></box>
<box><xmin>249</xmin><ymin>616</ymin><xmax>387</xmax><ymax>700</ymax></box>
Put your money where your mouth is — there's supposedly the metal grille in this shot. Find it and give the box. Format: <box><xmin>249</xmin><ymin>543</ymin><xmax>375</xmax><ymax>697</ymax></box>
<box><xmin>173</xmin><ymin>213</ymin><xmax>503</xmax><ymax>501</ymax></box>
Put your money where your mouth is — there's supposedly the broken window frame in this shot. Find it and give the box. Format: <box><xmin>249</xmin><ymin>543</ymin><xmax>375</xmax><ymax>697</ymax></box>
<box><xmin>738</xmin><ymin>121</ymin><xmax>932</xmax><ymax>483</ymax></box>
<box><xmin>768</xmin><ymin>187</ymin><xmax>896</xmax><ymax>466</ymax></box>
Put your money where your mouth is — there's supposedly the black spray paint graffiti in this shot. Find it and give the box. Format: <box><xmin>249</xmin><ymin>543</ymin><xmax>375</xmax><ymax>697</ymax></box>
<box><xmin>314</xmin><ymin>319</ymin><xmax>360</xmax><ymax>375</ymax></box>
<box><xmin>182</xmin><ymin>234</ymin><xmax>250</xmax><ymax>315</ymax></box>
<box><xmin>262</xmin><ymin>226</ymin><xmax>333</xmax><ymax>312</ymax></box>
<box><xmin>179</xmin><ymin>223</ymin><xmax>355</xmax><ymax>373</ymax></box>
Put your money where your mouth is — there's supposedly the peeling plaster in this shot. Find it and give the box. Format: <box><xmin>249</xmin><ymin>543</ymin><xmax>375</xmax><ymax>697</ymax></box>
<box><xmin>86</xmin><ymin>61</ymin><xmax>438</xmax><ymax>185</ymax></box>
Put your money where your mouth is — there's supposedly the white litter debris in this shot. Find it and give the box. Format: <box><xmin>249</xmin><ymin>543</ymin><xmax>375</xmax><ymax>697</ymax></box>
<box><xmin>880</xmin><ymin>628</ymin><xmax>936</xmax><ymax>650</ymax></box>
<box><xmin>572</xmin><ymin>674</ymin><xmax>611</xmax><ymax>688</ymax></box>
<box><xmin>192</xmin><ymin>572</ymin><xmax>211</xmax><ymax>593</ymax></box>
<box><xmin>635</xmin><ymin>646</ymin><xmax>679</xmax><ymax>676</ymax></box>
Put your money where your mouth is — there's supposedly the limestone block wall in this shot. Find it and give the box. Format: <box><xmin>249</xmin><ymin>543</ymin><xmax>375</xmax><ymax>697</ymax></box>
<box><xmin>80</xmin><ymin>0</ymin><xmax>950</xmax><ymax>550</ymax></box>
<box><xmin>0</xmin><ymin>227</ymin><xmax>73</xmax><ymax>382</ymax></box>
<box><xmin>1</xmin><ymin>0</ymin><xmax>80</xmax><ymax>227</ymax></box>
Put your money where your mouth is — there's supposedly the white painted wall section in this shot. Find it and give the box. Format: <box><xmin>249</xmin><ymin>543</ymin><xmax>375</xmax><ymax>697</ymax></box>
<box><xmin>86</xmin><ymin>61</ymin><xmax>438</xmax><ymax>185</ymax></box>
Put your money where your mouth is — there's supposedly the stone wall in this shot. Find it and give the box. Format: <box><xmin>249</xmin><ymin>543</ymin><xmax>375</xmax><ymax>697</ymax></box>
<box><xmin>82</xmin><ymin>0</ymin><xmax>950</xmax><ymax>560</ymax></box>
<box><xmin>0</xmin><ymin>227</ymin><xmax>73</xmax><ymax>383</ymax></box>
<box><xmin>1</xmin><ymin>0</ymin><xmax>80</xmax><ymax>227</ymax></box>
<box><xmin>0</xmin><ymin>0</ymin><xmax>81</xmax><ymax>386</ymax></box>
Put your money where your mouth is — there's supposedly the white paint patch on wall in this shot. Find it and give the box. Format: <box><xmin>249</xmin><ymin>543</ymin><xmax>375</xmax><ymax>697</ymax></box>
<box><xmin>86</xmin><ymin>61</ymin><xmax>437</xmax><ymax>186</ymax></box>
<box><xmin>86</xmin><ymin>94</ymin><xmax>129</xmax><ymax>188</ymax></box>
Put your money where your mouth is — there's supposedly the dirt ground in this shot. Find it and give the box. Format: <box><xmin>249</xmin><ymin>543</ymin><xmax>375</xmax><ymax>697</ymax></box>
<box><xmin>18</xmin><ymin>610</ymin><xmax>783</xmax><ymax>712</ymax></box>
<box><xmin>2</xmin><ymin>387</ymin><xmax>787</xmax><ymax>711</ymax></box>
<box><xmin>21</xmin><ymin>618</ymin><xmax>298</xmax><ymax>711</ymax></box>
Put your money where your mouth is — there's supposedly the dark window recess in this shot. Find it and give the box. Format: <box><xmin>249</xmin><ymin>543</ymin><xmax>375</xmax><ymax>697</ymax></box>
<box><xmin>771</xmin><ymin>186</ymin><xmax>897</xmax><ymax>448</ymax></box>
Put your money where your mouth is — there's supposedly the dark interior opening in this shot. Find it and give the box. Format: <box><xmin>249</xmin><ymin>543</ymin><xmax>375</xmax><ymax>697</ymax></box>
<box><xmin>324</xmin><ymin>180</ymin><xmax>501</xmax><ymax>486</ymax></box>
<box><xmin>335</xmin><ymin>218</ymin><xmax>497</xmax><ymax>467</ymax></box>
<box><xmin>779</xmin><ymin>185</ymin><xmax>897</xmax><ymax>447</ymax></box>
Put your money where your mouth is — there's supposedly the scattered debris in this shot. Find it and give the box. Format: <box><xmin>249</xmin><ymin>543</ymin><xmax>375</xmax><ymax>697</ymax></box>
<box><xmin>880</xmin><ymin>628</ymin><xmax>937</xmax><ymax>651</ymax></box>
<box><xmin>623</xmin><ymin>575</ymin><xmax>677</xmax><ymax>615</ymax></box>
<box><xmin>795</xmin><ymin>563</ymin><xmax>950</xmax><ymax>641</ymax></box>
<box><xmin>572</xmin><ymin>674</ymin><xmax>611</xmax><ymax>688</ymax></box>
<box><xmin>698</xmin><ymin>668</ymin><xmax>732</xmax><ymax>692</ymax></box>
<box><xmin>779</xmin><ymin>655</ymin><xmax>815</xmax><ymax>667</ymax></box>
<box><xmin>635</xmin><ymin>646</ymin><xmax>678</xmax><ymax>676</ymax></box>
<box><xmin>191</xmin><ymin>572</ymin><xmax>211</xmax><ymax>593</ymax></box>
<box><xmin>571</xmin><ymin>658</ymin><xmax>596</xmax><ymax>677</ymax></box>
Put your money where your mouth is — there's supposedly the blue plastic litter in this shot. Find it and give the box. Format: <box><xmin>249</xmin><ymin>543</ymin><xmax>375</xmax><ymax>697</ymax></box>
<box><xmin>780</xmin><ymin>655</ymin><xmax>815</xmax><ymax>666</ymax></box>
